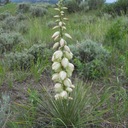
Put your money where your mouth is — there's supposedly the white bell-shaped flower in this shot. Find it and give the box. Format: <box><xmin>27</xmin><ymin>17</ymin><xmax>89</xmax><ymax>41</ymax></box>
<box><xmin>64</xmin><ymin>51</ymin><xmax>73</xmax><ymax>60</ymax></box>
<box><xmin>67</xmin><ymin>63</ymin><xmax>74</xmax><ymax>72</ymax></box>
<box><xmin>53</xmin><ymin>50</ymin><xmax>63</xmax><ymax>61</ymax></box>
<box><xmin>61</xmin><ymin>57</ymin><xmax>69</xmax><ymax>68</ymax></box>
<box><xmin>64</xmin><ymin>78</ymin><xmax>72</xmax><ymax>87</ymax></box>
<box><xmin>59</xmin><ymin>71</ymin><xmax>67</xmax><ymax>80</ymax></box>
<box><xmin>54</xmin><ymin>83</ymin><xmax>63</xmax><ymax>92</ymax></box>
<box><xmin>52</xmin><ymin>73</ymin><xmax>60</xmax><ymax>82</ymax></box>
<box><xmin>52</xmin><ymin>62</ymin><xmax>61</xmax><ymax>72</ymax></box>
<box><xmin>60</xmin><ymin>91</ymin><xmax>68</xmax><ymax>99</ymax></box>
<box><xmin>55</xmin><ymin>94</ymin><xmax>61</xmax><ymax>100</ymax></box>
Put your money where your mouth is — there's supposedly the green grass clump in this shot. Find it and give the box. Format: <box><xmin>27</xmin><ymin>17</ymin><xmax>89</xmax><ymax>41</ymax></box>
<box><xmin>0</xmin><ymin>3</ymin><xmax>16</xmax><ymax>14</ymax></box>
<box><xmin>104</xmin><ymin>16</ymin><xmax>128</xmax><ymax>52</ymax></box>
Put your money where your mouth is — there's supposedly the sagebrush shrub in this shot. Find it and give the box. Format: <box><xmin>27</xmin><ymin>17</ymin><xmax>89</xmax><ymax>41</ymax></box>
<box><xmin>0</xmin><ymin>32</ymin><xmax>24</xmax><ymax>54</ymax></box>
<box><xmin>5</xmin><ymin>51</ymin><xmax>34</xmax><ymax>70</ymax></box>
<box><xmin>28</xmin><ymin>44</ymin><xmax>52</xmax><ymax>62</ymax></box>
<box><xmin>17</xmin><ymin>3</ymin><xmax>30</xmax><ymax>13</ymax></box>
<box><xmin>30</xmin><ymin>6</ymin><xmax>47</xmax><ymax>17</ymax></box>
<box><xmin>70</xmin><ymin>40</ymin><xmax>110</xmax><ymax>79</ymax></box>
<box><xmin>16</xmin><ymin>13</ymin><xmax>27</xmax><ymax>21</ymax></box>
<box><xmin>5</xmin><ymin>44</ymin><xmax>52</xmax><ymax>70</ymax></box>
<box><xmin>64</xmin><ymin>0</ymin><xmax>80</xmax><ymax>13</ymax></box>
<box><xmin>16</xmin><ymin>21</ymin><xmax>29</xmax><ymax>34</ymax></box>
<box><xmin>0</xmin><ymin>12</ymin><xmax>10</xmax><ymax>21</ymax></box>
<box><xmin>2</xmin><ymin>16</ymin><xmax>17</xmax><ymax>30</ymax></box>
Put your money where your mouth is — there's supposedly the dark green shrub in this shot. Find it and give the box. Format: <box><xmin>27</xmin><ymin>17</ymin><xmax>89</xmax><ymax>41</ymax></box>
<box><xmin>64</xmin><ymin>0</ymin><xmax>80</xmax><ymax>13</ymax></box>
<box><xmin>30</xmin><ymin>6</ymin><xmax>47</xmax><ymax>17</ymax></box>
<box><xmin>0</xmin><ymin>12</ymin><xmax>10</xmax><ymax>21</ymax></box>
<box><xmin>104</xmin><ymin>18</ymin><xmax>128</xmax><ymax>51</ymax></box>
<box><xmin>17</xmin><ymin>3</ymin><xmax>30</xmax><ymax>13</ymax></box>
<box><xmin>70</xmin><ymin>40</ymin><xmax>110</xmax><ymax>79</ymax></box>
<box><xmin>103</xmin><ymin>0</ymin><xmax>128</xmax><ymax>16</ymax></box>
<box><xmin>0</xmin><ymin>32</ymin><xmax>25</xmax><ymax>54</ymax></box>
<box><xmin>88</xmin><ymin>0</ymin><xmax>105</xmax><ymax>10</ymax></box>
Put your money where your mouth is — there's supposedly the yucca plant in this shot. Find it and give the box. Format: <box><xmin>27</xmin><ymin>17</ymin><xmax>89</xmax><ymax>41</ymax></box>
<box><xmin>51</xmin><ymin>0</ymin><xmax>75</xmax><ymax>100</ymax></box>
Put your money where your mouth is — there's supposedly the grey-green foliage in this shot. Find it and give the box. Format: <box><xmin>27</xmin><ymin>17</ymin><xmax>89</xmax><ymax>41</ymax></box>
<box><xmin>0</xmin><ymin>32</ymin><xmax>25</xmax><ymax>54</ymax></box>
<box><xmin>0</xmin><ymin>93</ymin><xmax>10</xmax><ymax>127</ymax></box>
<box><xmin>0</xmin><ymin>12</ymin><xmax>10</xmax><ymax>21</ymax></box>
<box><xmin>70</xmin><ymin>39</ymin><xmax>110</xmax><ymax>79</ymax></box>
<box><xmin>1</xmin><ymin>14</ymin><xmax>29</xmax><ymax>33</ymax></box>
<box><xmin>5</xmin><ymin>44</ymin><xmax>52</xmax><ymax>70</ymax></box>
<box><xmin>30</xmin><ymin>6</ymin><xmax>47</xmax><ymax>17</ymax></box>
<box><xmin>28</xmin><ymin>44</ymin><xmax>52</xmax><ymax>62</ymax></box>
<box><xmin>17</xmin><ymin>3</ymin><xmax>31</xmax><ymax>13</ymax></box>
<box><xmin>5</xmin><ymin>51</ymin><xmax>34</xmax><ymax>70</ymax></box>
<box><xmin>65</xmin><ymin>0</ymin><xmax>105</xmax><ymax>13</ymax></box>
<box><xmin>16</xmin><ymin>13</ymin><xmax>27</xmax><ymax>21</ymax></box>
<box><xmin>16</xmin><ymin>21</ymin><xmax>29</xmax><ymax>34</ymax></box>
<box><xmin>2</xmin><ymin>16</ymin><xmax>17</xmax><ymax>30</ymax></box>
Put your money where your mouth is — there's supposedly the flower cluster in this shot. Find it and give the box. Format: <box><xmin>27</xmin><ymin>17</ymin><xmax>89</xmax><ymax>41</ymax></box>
<box><xmin>52</xmin><ymin>0</ymin><xmax>74</xmax><ymax>100</ymax></box>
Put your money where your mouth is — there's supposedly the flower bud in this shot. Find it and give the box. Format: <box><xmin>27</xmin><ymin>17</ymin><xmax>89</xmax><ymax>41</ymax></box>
<box><xmin>64</xmin><ymin>78</ymin><xmax>72</xmax><ymax>87</ymax></box>
<box><xmin>59</xmin><ymin>71</ymin><xmax>67</xmax><ymax>80</ymax></box>
<box><xmin>61</xmin><ymin>58</ymin><xmax>69</xmax><ymax>68</ymax></box>
<box><xmin>53</xmin><ymin>42</ymin><xmax>59</xmax><ymax>49</ymax></box>
<box><xmin>52</xmin><ymin>62</ymin><xmax>61</xmax><ymax>72</ymax></box>
<box><xmin>65</xmin><ymin>33</ymin><xmax>72</xmax><ymax>39</ymax></box>
<box><xmin>66</xmin><ymin>87</ymin><xmax>72</xmax><ymax>92</ymax></box>
<box><xmin>54</xmin><ymin>15</ymin><xmax>60</xmax><ymax>18</ymax></box>
<box><xmin>52</xmin><ymin>31</ymin><xmax>60</xmax><ymax>38</ymax></box>
<box><xmin>60</xmin><ymin>11</ymin><xmax>64</xmax><ymax>14</ymax></box>
<box><xmin>59</xmin><ymin>21</ymin><xmax>63</xmax><ymax>27</ymax></box>
<box><xmin>64</xmin><ymin>45</ymin><xmax>71</xmax><ymax>52</ymax></box>
<box><xmin>68</xmin><ymin>97</ymin><xmax>73</xmax><ymax>100</ymax></box>
<box><xmin>60</xmin><ymin>38</ymin><xmax>65</xmax><ymax>47</ymax></box>
<box><xmin>54</xmin><ymin>83</ymin><xmax>63</xmax><ymax>92</ymax></box>
<box><xmin>71</xmin><ymin>84</ymin><xmax>75</xmax><ymax>88</ymax></box>
<box><xmin>53</xmin><ymin>26</ymin><xmax>59</xmax><ymax>30</ymax></box>
<box><xmin>53</xmin><ymin>50</ymin><xmax>63</xmax><ymax>61</ymax></box>
<box><xmin>60</xmin><ymin>91</ymin><xmax>68</xmax><ymax>99</ymax></box>
<box><xmin>54</xmin><ymin>8</ymin><xmax>60</xmax><ymax>11</ymax></box>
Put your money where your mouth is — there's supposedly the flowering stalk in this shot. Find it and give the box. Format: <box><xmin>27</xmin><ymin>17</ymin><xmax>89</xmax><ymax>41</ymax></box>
<box><xmin>52</xmin><ymin>0</ymin><xmax>74</xmax><ymax>100</ymax></box>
